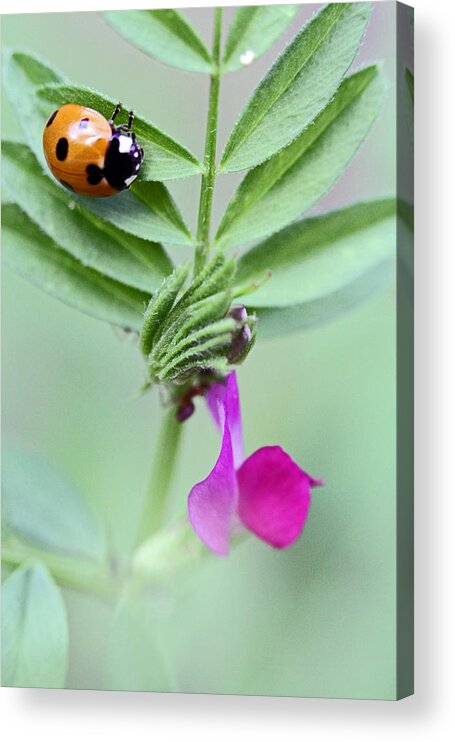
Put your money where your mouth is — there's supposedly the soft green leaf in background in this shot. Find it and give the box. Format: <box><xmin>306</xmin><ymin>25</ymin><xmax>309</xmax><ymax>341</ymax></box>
<box><xmin>216</xmin><ymin>65</ymin><xmax>386</xmax><ymax>247</ymax></box>
<box><xmin>2</xmin><ymin>446</ymin><xmax>104</xmax><ymax>560</ymax></box>
<box><xmin>2</xmin><ymin>142</ymin><xmax>172</xmax><ymax>292</ymax></box>
<box><xmin>1</xmin><ymin>564</ymin><xmax>14</xmax><ymax>584</ymax></box>
<box><xmin>222</xmin><ymin>5</ymin><xmax>300</xmax><ymax>73</ymax></box>
<box><xmin>37</xmin><ymin>83</ymin><xmax>203</xmax><ymax>181</ymax></box>
<box><xmin>236</xmin><ymin>199</ymin><xmax>396</xmax><ymax>308</ymax></box>
<box><xmin>103</xmin><ymin>597</ymin><xmax>175</xmax><ymax>692</ymax></box>
<box><xmin>103</xmin><ymin>9</ymin><xmax>213</xmax><ymax>74</ymax></box>
<box><xmin>2</xmin><ymin>205</ymin><xmax>148</xmax><ymax>330</ymax></box>
<box><xmin>252</xmin><ymin>260</ymin><xmax>392</xmax><ymax>338</ymax></box>
<box><xmin>1</xmin><ymin>50</ymin><xmax>64</xmax><ymax>172</ymax></box>
<box><xmin>220</xmin><ymin>2</ymin><xmax>371</xmax><ymax>172</ymax></box>
<box><xmin>1</xmin><ymin>563</ymin><xmax>69</xmax><ymax>688</ymax></box>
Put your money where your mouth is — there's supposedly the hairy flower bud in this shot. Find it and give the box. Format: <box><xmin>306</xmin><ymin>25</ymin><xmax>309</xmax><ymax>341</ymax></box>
<box><xmin>140</xmin><ymin>256</ymin><xmax>257</xmax><ymax>392</ymax></box>
<box><xmin>227</xmin><ymin>305</ymin><xmax>253</xmax><ymax>363</ymax></box>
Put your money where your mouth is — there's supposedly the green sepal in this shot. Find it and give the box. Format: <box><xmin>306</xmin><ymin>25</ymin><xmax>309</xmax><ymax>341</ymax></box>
<box><xmin>159</xmin><ymin>318</ymin><xmax>238</xmax><ymax>370</ymax></box>
<box><xmin>175</xmin><ymin>252</ymin><xmax>235</xmax><ymax>311</ymax></box>
<box><xmin>152</xmin><ymin>290</ymin><xmax>232</xmax><ymax>362</ymax></box>
<box><xmin>163</xmin><ymin>357</ymin><xmax>230</xmax><ymax>384</ymax></box>
<box><xmin>156</xmin><ymin>333</ymin><xmax>233</xmax><ymax>382</ymax></box>
<box><xmin>139</xmin><ymin>253</ymin><xmax>255</xmax><ymax>386</ymax></box>
<box><xmin>140</xmin><ymin>263</ymin><xmax>190</xmax><ymax>356</ymax></box>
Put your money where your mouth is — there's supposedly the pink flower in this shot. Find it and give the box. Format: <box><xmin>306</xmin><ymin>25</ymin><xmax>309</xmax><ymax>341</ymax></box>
<box><xmin>188</xmin><ymin>371</ymin><xmax>323</xmax><ymax>556</ymax></box>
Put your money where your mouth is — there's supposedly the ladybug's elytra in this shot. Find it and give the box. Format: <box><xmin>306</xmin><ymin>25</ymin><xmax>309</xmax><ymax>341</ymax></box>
<box><xmin>42</xmin><ymin>102</ymin><xmax>144</xmax><ymax>197</ymax></box>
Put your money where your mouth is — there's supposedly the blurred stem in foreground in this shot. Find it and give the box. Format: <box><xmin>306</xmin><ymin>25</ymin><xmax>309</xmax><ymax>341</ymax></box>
<box><xmin>2</xmin><ymin>514</ymin><xmax>249</xmax><ymax>603</ymax></box>
<box><xmin>194</xmin><ymin>7</ymin><xmax>223</xmax><ymax>274</ymax></box>
<box><xmin>135</xmin><ymin>408</ymin><xmax>183</xmax><ymax>548</ymax></box>
<box><xmin>1</xmin><ymin>540</ymin><xmax>117</xmax><ymax>602</ymax></box>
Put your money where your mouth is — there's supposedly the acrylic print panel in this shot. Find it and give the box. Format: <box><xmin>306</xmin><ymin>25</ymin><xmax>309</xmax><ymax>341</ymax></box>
<box><xmin>1</xmin><ymin>2</ymin><xmax>414</xmax><ymax>698</ymax></box>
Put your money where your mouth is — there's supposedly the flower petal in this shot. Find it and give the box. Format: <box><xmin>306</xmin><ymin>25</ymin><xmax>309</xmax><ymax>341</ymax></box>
<box><xmin>188</xmin><ymin>420</ymin><xmax>238</xmax><ymax>556</ymax></box>
<box><xmin>206</xmin><ymin>371</ymin><xmax>244</xmax><ymax>468</ymax></box>
<box><xmin>237</xmin><ymin>446</ymin><xmax>317</xmax><ymax>549</ymax></box>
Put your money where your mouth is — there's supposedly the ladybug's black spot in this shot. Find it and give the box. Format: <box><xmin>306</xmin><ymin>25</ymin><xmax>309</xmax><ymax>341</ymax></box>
<box><xmin>59</xmin><ymin>179</ymin><xmax>75</xmax><ymax>192</ymax></box>
<box><xmin>79</xmin><ymin>118</ymin><xmax>89</xmax><ymax>130</ymax></box>
<box><xmin>56</xmin><ymin>137</ymin><xmax>69</xmax><ymax>161</ymax></box>
<box><xmin>46</xmin><ymin>110</ymin><xmax>58</xmax><ymax>127</ymax></box>
<box><xmin>86</xmin><ymin>164</ymin><xmax>103</xmax><ymax>186</ymax></box>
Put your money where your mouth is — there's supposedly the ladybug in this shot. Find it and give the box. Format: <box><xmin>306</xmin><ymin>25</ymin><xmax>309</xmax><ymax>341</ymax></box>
<box><xmin>42</xmin><ymin>102</ymin><xmax>144</xmax><ymax>197</ymax></box>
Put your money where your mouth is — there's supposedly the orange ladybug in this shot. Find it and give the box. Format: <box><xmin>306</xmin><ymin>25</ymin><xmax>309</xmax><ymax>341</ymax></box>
<box><xmin>42</xmin><ymin>102</ymin><xmax>144</xmax><ymax>197</ymax></box>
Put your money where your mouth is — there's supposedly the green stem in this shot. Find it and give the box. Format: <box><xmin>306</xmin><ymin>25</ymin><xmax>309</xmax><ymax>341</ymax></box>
<box><xmin>136</xmin><ymin>408</ymin><xmax>183</xmax><ymax>546</ymax></box>
<box><xmin>2</xmin><ymin>541</ymin><xmax>116</xmax><ymax>602</ymax></box>
<box><xmin>194</xmin><ymin>7</ymin><xmax>223</xmax><ymax>274</ymax></box>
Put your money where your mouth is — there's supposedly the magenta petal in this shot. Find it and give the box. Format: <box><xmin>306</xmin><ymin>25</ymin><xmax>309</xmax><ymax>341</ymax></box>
<box><xmin>188</xmin><ymin>422</ymin><xmax>238</xmax><ymax>556</ymax></box>
<box><xmin>205</xmin><ymin>381</ymin><xmax>226</xmax><ymax>433</ymax></box>
<box><xmin>237</xmin><ymin>446</ymin><xmax>315</xmax><ymax>549</ymax></box>
<box><xmin>206</xmin><ymin>371</ymin><xmax>244</xmax><ymax>469</ymax></box>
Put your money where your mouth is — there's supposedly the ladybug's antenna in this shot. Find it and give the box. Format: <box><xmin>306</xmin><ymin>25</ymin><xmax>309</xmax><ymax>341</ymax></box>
<box><xmin>127</xmin><ymin>110</ymin><xmax>134</xmax><ymax>130</ymax></box>
<box><xmin>109</xmin><ymin>102</ymin><xmax>122</xmax><ymax>124</ymax></box>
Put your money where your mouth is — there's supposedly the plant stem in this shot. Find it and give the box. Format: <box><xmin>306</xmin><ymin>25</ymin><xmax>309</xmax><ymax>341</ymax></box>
<box><xmin>2</xmin><ymin>541</ymin><xmax>116</xmax><ymax>602</ymax></box>
<box><xmin>136</xmin><ymin>408</ymin><xmax>183</xmax><ymax>546</ymax></box>
<box><xmin>194</xmin><ymin>7</ymin><xmax>223</xmax><ymax>274</ymax></box>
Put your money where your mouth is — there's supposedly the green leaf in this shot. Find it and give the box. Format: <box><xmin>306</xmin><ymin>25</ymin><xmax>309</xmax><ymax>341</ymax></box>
<box><xmin>220</xmin><ymin>2</ymin><xmax>371</xmax><ymax>172</ymax></box>
<box><xmin>2</xmin><ymin>205</ymin><xmax>147</xmax><ymax>330</ymax></box>
<box><xmin>222</xmin><ymin>5</ymin><xmax>300</xmax><ymax>73</ymax></box>
<box><xmin>131</xmin><ymin>181</ymin><xmax>193</xmax><ymax>240</ymax></box>
<box><xmin>252</xmin><ymin>261</ymin><xmax>392</xmax><ymax>338</ymax></box>
<box><xmin>2</xmin><ymin>50</ymin><xmax>64</xmax><ymax>172</ymax></box>
<box><xmin>37</xmin><ymin>83</ymin><xmax>203</xmax><ymax>181</ymax></box>
<box><xmin>103</xmin><ymin>9</ymin><xmax>213</xmax><ymax>74</ymax></box>
<box><xmin>1</xmin><ymin>564</ymin><xmax>14</xmax><ymax>583</ymax></box>
<box><xmin>2</xmin><ymin>142</ymin><xmax>172</xmax><ymax>293</ymax></box>
<box><xmin>103</xmin><ymin>597</ymin><xmax>175</xmax><ymax>692</ymax></box>
<box><xmin>216</xmin><ymin>65</ymin><xmax>386</xmax><ymax>248</ymax></box>
<box><xmin>70</xmin><ymin>182</ymin><xmax>193</xmax><ymax>247</ymax></box>
<box><xmin>2</xmin><ymin>445</ymin><xmax>104</xmax><ymax>561</ymax></box>
<box><xmin>236</xmin><ymin>198</ymin><xmax>396</xmax><ymax>310</ymax></box>
<box><xmin>1</xmin><ymin>563</ymin><xmax>69</xmax><ymax>688</ymax></box>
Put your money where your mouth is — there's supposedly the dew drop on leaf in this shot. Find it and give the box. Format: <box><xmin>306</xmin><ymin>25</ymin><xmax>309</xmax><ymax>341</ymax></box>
<box><xmin>240</xmin><ymin>50</ymin><xmax>255</xmax><ymax>66</ymax></box>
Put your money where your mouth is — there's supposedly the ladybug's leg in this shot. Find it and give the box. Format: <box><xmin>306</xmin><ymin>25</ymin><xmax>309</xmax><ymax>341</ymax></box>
<box><xmin>109</xmin><ymin>102</ymin><xmax>122</xmax><ymax>125</ymax></box>
<box><xmin>115</xmin><ymin>110</ymin><xmax>135</xmax><ymax>134</ymax></box>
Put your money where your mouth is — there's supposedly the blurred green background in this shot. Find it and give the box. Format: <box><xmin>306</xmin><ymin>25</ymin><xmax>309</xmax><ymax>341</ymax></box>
<box><xmin>2</xmin><ymin>4</ymin><xmax>403</xmax><ymax>698</ymax></box>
